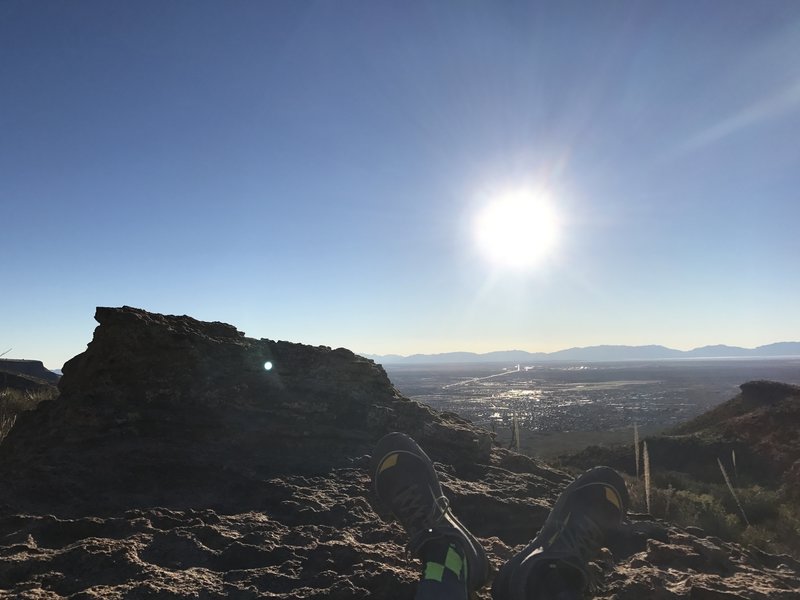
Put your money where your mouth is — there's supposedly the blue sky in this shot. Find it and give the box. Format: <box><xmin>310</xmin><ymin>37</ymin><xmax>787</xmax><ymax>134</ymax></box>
<box><xmin>2</xmin><ymin>1</ymin><xmax>800</xmax><ymax>368</ymax></box>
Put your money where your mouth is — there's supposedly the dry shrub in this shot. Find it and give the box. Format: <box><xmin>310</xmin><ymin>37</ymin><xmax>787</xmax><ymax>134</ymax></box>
<box><xmin>0</xmin><ymin>387</ymin><xmax>58</xmax><ymax>443</ymax></box>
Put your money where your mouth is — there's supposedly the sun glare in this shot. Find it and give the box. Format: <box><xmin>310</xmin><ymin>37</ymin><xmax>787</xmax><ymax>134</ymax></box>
<box><xmin>474</xmin><ymin>191</ymin><xmax>560</xmax><ymax>269</ymax></box>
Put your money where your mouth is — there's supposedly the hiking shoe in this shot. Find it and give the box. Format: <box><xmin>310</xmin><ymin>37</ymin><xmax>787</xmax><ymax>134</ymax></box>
<box><xmin>370</xmin><ymin>432</ymin><xmax>489</xmax><ymax>592</ymax></box>
<box><xmin>492</xmin><ymin>466</ymin><xmax>629</xmax><ymax>600</ymax></box>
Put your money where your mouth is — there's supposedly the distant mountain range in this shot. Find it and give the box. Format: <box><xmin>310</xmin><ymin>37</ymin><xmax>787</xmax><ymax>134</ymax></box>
<box><xmin>363</xmin><ymin>342</ymin><xmax>800</xmax><ymax>365</ymax></box>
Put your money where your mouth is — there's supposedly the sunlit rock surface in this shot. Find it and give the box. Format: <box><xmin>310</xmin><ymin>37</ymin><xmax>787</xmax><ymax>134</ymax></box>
<box><xmin>0</xmin><ymin>307</ymin><xmax>798</xmax><ymax>598</ymax></box>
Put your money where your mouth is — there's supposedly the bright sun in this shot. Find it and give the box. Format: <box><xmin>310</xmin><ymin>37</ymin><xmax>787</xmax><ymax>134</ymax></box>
<box><xmin>474</xmin><ymin>191</ymin><xmax>560</xmax><ymax>269</ymax></box>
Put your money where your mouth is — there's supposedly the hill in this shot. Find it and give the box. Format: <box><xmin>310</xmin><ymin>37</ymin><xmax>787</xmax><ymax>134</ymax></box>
<box><xmin>0</xmin><ymin>361</ymin><xmax>60</xmax><ymax>442</ymax></box>
<box><xmin>562</xmin><ymin>381</ymin><xmax>800</xmax><ymax>558</ymax></box>
<box><xmin>0</xmin><ymin>370</ymin><xmax>57</xmax><ymax>394</ymax></box>
<box><xmin>0</xmin><ymin>307</ymin><xmax>797</xmax><ymax>598</ymax></box>
<box><xmin>564</xmin><ymin>381</ymin><xmax>800</xmax><ymax>495</ymax></box>
<box><xmin>0</xmin><ymin>358</ymin><xmax>61</xmax><ymax>384</ymax></box>
<box><xmin>671</xmin><ymin>380</ymin><xmax>800</xmax><ymax>499</ymax></box>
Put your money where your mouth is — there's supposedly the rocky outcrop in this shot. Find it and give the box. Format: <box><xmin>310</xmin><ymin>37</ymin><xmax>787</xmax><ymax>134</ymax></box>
<box><xmin>0</xmin><ymin>307</ymin><xmax>492</xmax><ymax>515</ymax></box>
<box><xmin>0</xmin><ymin>358</ymin><xmax>60</xmax><ymax>384</ymax></box>
<box><xmin>0</xmin><ymin>307</ymin><xmax>798</xmax><ymax>598</ymax></box>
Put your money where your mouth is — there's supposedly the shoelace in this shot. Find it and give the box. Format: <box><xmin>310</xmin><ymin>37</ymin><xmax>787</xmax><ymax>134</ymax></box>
<box><xmin>554</xmin><ymin>513</ymin><xmax>603</xmax><ymax>564</ymax></box>
<box><xmin>393</xmin><ymin>483</ymin><xmax>450</xmax><ymax>529</ymax></box>
<box><xmin>392</xmin><ymin>483</ymin><xmax>452</xmax><ymax>555</ymax></box>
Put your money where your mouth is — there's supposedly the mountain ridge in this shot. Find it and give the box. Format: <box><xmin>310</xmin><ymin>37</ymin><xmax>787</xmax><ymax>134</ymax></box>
<box><xmin>364</xmin><ymin>342</ymin><xmax>800</xmax><ymax>364</ymax></box>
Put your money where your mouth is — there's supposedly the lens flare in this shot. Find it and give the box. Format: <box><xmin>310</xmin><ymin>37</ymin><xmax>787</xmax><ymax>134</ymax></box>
<box><xmin>474</xmin><ymin>191</ymin><xmax>560</xmax><ymax>269</ymax></box>
<box><xmin>264</xmin><ymin>361</ymin><xmax>273</xmax><ymax>371</ymax></box>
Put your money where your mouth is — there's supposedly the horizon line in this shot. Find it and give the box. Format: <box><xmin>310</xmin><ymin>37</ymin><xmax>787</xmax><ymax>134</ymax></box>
<box><xmin>362</xmin><ymin>340</ymin><xmax>800</xmax><ymax>360</ymax></box>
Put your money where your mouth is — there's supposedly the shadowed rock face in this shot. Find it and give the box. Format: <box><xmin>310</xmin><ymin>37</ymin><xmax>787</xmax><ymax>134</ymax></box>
<box><xmin>0</xmin><ymin>307</ymin><xmax>798</xmax><ymax>598</ymax></box>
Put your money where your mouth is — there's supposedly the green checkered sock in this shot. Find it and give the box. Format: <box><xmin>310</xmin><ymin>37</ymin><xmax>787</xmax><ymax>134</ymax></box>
<box><xmin>415</xmin><ymin>540</ymin><xmax>468</xmax><ymax>600</ymax></box>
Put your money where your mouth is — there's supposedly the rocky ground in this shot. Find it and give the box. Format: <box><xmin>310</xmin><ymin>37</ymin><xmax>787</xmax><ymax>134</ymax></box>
<box><xmin>1</xmin><ymin>307</ymin><xmax>798</xmax><ymax>598</ymax></box>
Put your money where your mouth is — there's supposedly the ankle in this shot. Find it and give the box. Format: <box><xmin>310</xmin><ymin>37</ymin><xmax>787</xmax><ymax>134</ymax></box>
<box><xmin>420</xmin><ymin>539</ymin><xmax>467</xmax><ymax>583</ymax></box>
